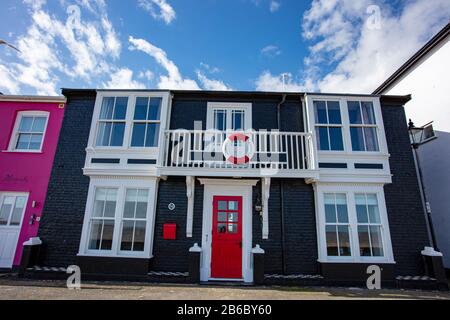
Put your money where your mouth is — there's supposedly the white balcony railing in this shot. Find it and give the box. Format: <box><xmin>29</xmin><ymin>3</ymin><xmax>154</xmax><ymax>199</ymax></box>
<box><xmin>162</xmin><ymin>130</ymin><xmax>316</xmax><ymax>173</ymax></box>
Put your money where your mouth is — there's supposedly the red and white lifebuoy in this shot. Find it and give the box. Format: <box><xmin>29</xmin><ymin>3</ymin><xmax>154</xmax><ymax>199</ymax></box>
<box><xmin>222</xmin><ymin>133</ymin><xmax>255</xmax><ymax>165</ymax></box>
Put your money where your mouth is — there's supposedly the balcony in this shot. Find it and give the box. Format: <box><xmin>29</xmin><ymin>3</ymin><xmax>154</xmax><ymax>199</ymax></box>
<box><xmin>159</xmin><ymin>130</ymin><xmax>318</xmax><ymax>178</ymax></box>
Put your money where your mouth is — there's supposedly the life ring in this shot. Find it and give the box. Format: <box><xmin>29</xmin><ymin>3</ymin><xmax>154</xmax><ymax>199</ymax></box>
<box><xmin>222</xmin><ymin>133</ymin><xmax>254</xmax><ymax>165</ymax></box>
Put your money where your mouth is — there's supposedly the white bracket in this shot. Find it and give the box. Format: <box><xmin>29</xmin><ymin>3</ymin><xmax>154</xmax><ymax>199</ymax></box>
<box><xmin>186</xmin><ymin>176</ymin><xmax>195</xmax><ymax>238</ymax></box>
<box><xmin>262</xmin><ymin>177</ymin><xmax>271</xmax><ymax>239</ymax></box>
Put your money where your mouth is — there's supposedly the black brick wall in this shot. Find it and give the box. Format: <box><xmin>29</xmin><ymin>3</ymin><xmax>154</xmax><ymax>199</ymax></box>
<box><xmin>252</xmin><ymin>179</ymin><xmax>317</xmax><ymax>275</ymax></box>
<box><xmin>37</xmin><ymin>92</ymin><xmax>96</xmax><ymax>267</ymax></box>
<box><xmin>150</xmin><ymin>177</ymin><xmax>204</xmax><ymax>272</ymax></box>
<box><xmin>170</xmin><ymin>95</ymin><xmax>304</xmax><ymax>132</ymax></box>
<box><xmin>381</xmin><ymin>103</ymin><xmax>430</xmax><ymax>275</ymax></box>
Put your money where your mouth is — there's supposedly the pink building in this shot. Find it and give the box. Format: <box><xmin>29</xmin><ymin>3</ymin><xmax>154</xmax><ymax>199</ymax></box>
<box><xmin>0</xmin><ymin>95</ymin><xmax>66</xmax><ymax>270</ymax></box>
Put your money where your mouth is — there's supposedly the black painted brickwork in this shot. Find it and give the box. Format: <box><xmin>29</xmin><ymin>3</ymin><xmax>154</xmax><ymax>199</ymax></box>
<box><xmin>37</xmin><ymin>92</ymin><xmax>96</xmax><ymax>267</ymax></box>
<box><xmin>381</xmin><ymin>103</ymin><xmax>430</xmax><ymax>275</ymax></box>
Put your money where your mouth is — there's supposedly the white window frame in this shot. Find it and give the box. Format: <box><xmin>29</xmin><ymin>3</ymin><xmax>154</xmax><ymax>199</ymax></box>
<box><xmin>314</xmin><ymin>183</ymin><xmax>394</xmax><ymax>264</ymax></box>
<box><xmin>0</xmin><ymin>192</ymin><xmax>29</xmax><ymax>228</ymax></box>
<box><xmin>95</xmin><ymin>97</ymin><xmax>128</xmax><ymax>148</ymax></box>
<box><xmin>206</xmin><ymin>102</ymin><xmax>252</xmax><ymax>131</ymax></box>
<box><xmin>78</xmin><ymin>178</ymin><xmax>159</xmax><ymax>259</ymax></box>
<box><xmin>8</xmin><ymin>111</ymin><xmax>50</xmax><ymax>153</ymax></box>
<box><xmin>306</xmin><ymin>95</ymin><xmax>389</xmax><ymax>156</ymax></box>
<box><xmin>313</xmin><ymin>100</ymin><xmax>345</xmax><ymax>152</ymax></box>
<box><xmin>347</xmin><ymin>100</ymin><xmax>380</xmax><ymax>152</ymax></box>
<box><xmin>129</xmin><ymin>97</ymin><xmax>162</xmax><ymax>149</ymax></box>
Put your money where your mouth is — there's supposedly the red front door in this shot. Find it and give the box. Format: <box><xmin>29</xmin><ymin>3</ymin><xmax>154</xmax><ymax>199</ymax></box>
<box><xmin>211</xmin><ymin>196</ymin><xmax>243</xmax><ymax>279</ymax></box>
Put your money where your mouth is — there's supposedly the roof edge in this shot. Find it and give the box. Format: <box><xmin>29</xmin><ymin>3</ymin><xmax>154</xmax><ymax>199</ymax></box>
<box><xmin>373</xmin><ymin>22</ymin><xmax>450</xmax><ymax>94</ymax></box>
<box><xmin>0</xmin><ymin>95</ymin><xmax>66</xmax><ymax>103</ymax></box>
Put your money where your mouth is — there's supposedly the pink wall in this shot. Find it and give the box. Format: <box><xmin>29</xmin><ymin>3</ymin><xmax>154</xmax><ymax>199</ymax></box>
<box><xmin>0</xmin><ymin>100</ymin><xmax>65</xmax><ymax>266</ymax></box>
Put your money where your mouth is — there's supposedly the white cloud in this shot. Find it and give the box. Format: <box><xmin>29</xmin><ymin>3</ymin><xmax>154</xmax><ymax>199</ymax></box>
<box><xmin>138</xmin><ymin>70</ymin><xmax>155</xmax><ymax>81</ymax></box>
<box><xmin>196</xmin><ymin>71</ymin><xmax>232</xmax><ymax>91</ymax></box>
<box><xmin>129</xmin><ymin>36</ymin><xmax>200</xmax><ymax>90</ymax></box>
<box><xmin>138</xmin><ymin>0</ymin><xmax>176</xmax><ymax>24</ymax></box>
<box><xmin>256</xmin><ymin>0</ymin><xmax>450</xmax><ymax>94</ymax></box>
<box><xmin>0</xmin><ymin>1</ymin><xmax>122</xmax><ymax>95</ymax></box>
<box><xmin>270</xmin><ymin>1</ymin><xmax>280</xmax><ymax>13</ymax></box>
<box><xmin>261</xmin><ymin>45</ymin><xmax>281</xmax><ymax>57</ymax></box>
<box><xmin>103</xmin><ymin>68</ymin><xmax>145</xmax><ymax>89</ymax></box>
<box><xmin>256</xmin><ymin>71</ymin><xmax>312</xmax><ymax>92</ymax></box>
<box><xmin>0</xmin><ymin>64</ymin><xmax>20</xmax><ymax>94</ymax></box>
<box><xmin>200</xmin><ymin>62</ymin><xmax>220</xmax><ymax>74</ymax></box>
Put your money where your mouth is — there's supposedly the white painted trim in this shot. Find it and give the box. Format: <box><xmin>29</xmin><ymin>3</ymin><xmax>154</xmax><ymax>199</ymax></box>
<box><xmin>262</xmin><ymin>178</ymin><xmax>270</xmax><ymax>240</ymax></box>
<box><xmin>84</xmin><ymin>91</ymin><xmax>170</xmax><ymax>177</ymax></box>
<box><xmin>206</xmin><ymin>102</ymin><xmax>252</xmax><ymax>130</ymax></box>
<box><xmin>0</xmin><ymin>95</ymin><xmax>66</xmax><ymax>103</ymax></box>
<box><xmin>78</xmin><ymin>177</ymin><xmax>159</xmax><ymax>259</ymax></box>
<box><xmin>314</xmin><ymin>183</ymin><xmax>395</xmax><ymax>264</ymax></box>
<box><xmin>162</xmin><ymin>168</ymin><xmax>320</xmax><ymax>179</ymax></box>
<box><xmin>198</xmin><ymin>179</ymin><xmax>255</xmax><ymax>283</ymax></box>
<box><xmin>186</xmin><ymin>176</ymin><xmax>195</xmax><ymax>238</ymax></box>
<box><xmin>7</xmin><ymin>111</ymin><xmax>50</xmax><ymax>153</ymax></box>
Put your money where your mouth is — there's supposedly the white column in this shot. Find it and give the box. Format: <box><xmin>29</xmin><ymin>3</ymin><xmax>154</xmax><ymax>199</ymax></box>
<box><xmin>262</xmin><ymin>177</ymin><xmax>271</xmax><ymax>239</ymax></box>
<box><xmin>186</xmin><ymin>176</ymin><xmax>195</xmax><ymax>238</ymax></box>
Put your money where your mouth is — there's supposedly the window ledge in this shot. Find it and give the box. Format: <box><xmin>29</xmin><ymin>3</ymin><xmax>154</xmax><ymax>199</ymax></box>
<box><xmin>77</xmin><ymin>253</ymin><xmax>153</xmax><ymax>260</ymax></box>
<box><xmin>2</xmin><ymin>150</ymin><xmax>43</xmax><ymax>154</ymax></box>
<box><xmin>318</xmin><ymin>259</ymin><xmax>396</xmax><ymax>264</ymax></box>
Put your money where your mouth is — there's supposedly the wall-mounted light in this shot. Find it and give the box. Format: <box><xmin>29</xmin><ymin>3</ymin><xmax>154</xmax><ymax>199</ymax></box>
<box><xmin>254</xmin><ymin>196</ymin><xmax>262</xmax><ymax>213</ymax></box>
<box><xmin>32</xmin><ymin>201</ymin><xmax>37</xmax><ymax>208</ymax></box>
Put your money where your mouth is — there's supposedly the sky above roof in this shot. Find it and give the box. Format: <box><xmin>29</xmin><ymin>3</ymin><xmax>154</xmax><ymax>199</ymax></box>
<box><xmin>0</xmin><ymin>0</ymin><xmax>448</xmax><ymax>96</ymax></box>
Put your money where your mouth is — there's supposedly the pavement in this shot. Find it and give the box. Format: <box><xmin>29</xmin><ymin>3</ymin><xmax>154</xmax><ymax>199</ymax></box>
<box><xmin>0</xmin><ymin>276</ymin><xmax>449</xmax><ymax>300</ymax></box>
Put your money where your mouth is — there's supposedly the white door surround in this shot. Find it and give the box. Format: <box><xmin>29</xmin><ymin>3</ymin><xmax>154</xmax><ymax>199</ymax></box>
<box><xmin>198</xmin><ymin>178</ymin><xmax>258</xmax><ymax>283</ymax></box>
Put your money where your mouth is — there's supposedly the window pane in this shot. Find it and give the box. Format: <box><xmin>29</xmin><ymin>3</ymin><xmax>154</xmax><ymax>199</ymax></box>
<box><xmin>324</xmin><ymin>194</ymin><xmax>336</xmax><ymax>223</ymax></box>
<box><xmin>145</xmin><ymin>123</ymin><xmax>160</xmax><ymax>147</ymax></box>
<box><xmin>358</xmin><ymin>225</ymin><xmax>371</xmax><ymax>256</ymax></box>
<box><xmin>100</xmin><ymin>97</ymin><xmax>115</xmax><ymax>120</ymax></box>
<box><xmin>218</xmin><ymin>201</ymin><xmax>227</xmax><ymax>210</ymax></box>
<box><xmin>338</xmin><ymin>225</ymin><xmax>351</xmax><ymax>256</ymax></box>
<box><xmin>370</xmin><ymin>226</ymin><xmax>384</xmax><ymax>256</ymax></box>
<box><xmin>361</xmin><ymin>102</ymin><xmax>376</xmax><ymax>124</ymax></box>
<box><xmin>136</xmin><ymin>201</ymin><xmax>147</xmax><ymax>219</ymax></box>
<box><xmin>10</xmin><ymin>196</ymin><xmax>26</xmax><ymax>226</ymax></box>
<box><xmin>110</xmin><ymin>123</ymin><xmax>125</xmax><ymax>146</ymax></box>
<box><xmin>232</xmin><ymin>111</ymin><xmax>244</xmax><ymax>131</ymax></box>
<box><xmin>228</xmin><ymin>223</ymin><xmax>237</xmax><ymax>234</ymax></box>
<box><xmin>134</xmin><ymin>97</ymin><xmax>149</xmax><ymax>120</ymax></box>
<box><xmin>114</xmin><ymin>97</ymin><xmax>128</xmax><ymax>120</ymax></box>
<box><xmin>348</xmin><ymin>101</ymin><xmax>362</xmax><ymax>124</ymax></box>
<box><xmin>355</xmin><ymin>194</ymin><xmax>368</xmax><ymax>223</ymax></box>
<box><xmin>316</xmin><ymin>127</ymin><xmax>330</xmax><ymax>151</ymax></box>
<box><xmin>88</xmin><ymin>220</ymin><xmax>103</xmax><ymax>250</ymax></box>
<box><xmin>16</xmin><ymin>134</ymin><xmax>31</xmax><ymax>149</ymax></box>
<box><xmin>120</xmin><ymin>220</ymin><xmax>134</xmax><ymax>251</ymax></box>
<box><xmin>350</xmin><ymin>127</ymin><xmax>365</xmax><ymax>151</ymax></box>
<box><xmin>101</xmin><ymin>220</ymin><xmax>114</xmax><ymax>250</ymax></box>
<box><xmin>218</xmin><ymin>212</ymin><xmax>227</xmax><ymax>222</ymax></box>
<box><xmin>31</xmin><ymin>117</ymin><xmax>46</xmax><ymax>132</ymax></box>
<box><xmin>364</xmin><ymin>127</ymin><xmax>379</xmax><ymax>151</ymax></box>
<box><xmin>29</xmin><ymin>134</ymin><xmax>43</xmax><ymax>150</ymax></box>
<box><xmin>367</xmin><ymin>194</ymin><xmax>381</xmax><ymax>223</ymax></box>
<box><xmin>329</xmin><ymin>127</ymin><xmax>344</xmax><ymax>151</ymax></box>
<box><xmin>131</xmin><ymin>123</ymin><xmax>146</xmax><ymax>147</ymax></box>
<box><xmin>214</xmin><ymin>110</ymin><xmax>226</xmax><ymax>131</ymax></box>
<box><xmin>123</xmin><ymin>201</ymin><xmax>136</xmax><ymax>219</ymax></box>
<box><xmin>228</xmin><ymin>212</ymin><xmax>238</xmax><ymax>222</ymax></box>
<box><xmin>335</xmin><ymin>194</ymin><xmax>348</xmax><ymax>223</ymax></box>
<box><xmin>327</xmin><ymin>101</ymin><xmax>341</xmax><ymax>124</ymax></box>
<box><xmin>228</xmin><ymin>201</ymin><xmax>238</xmax><ymax>210</ymax></box>
<box><xmin>0</xmin><ymin>197</ymin><xmax>14</xmax><ymax>225</ymax></box>
<box><xmin>148</xmin><ymin>98</ymin><xmax>162</xmax><ymax>120</ymax></box>
<box><xmin>326</xmin><ymin>225</ymin><xmax>338</xmax><ymax>256</ymax></box>
<box><xmin>19</xmin><ymin>117</ymin><xmax>33</xmax><ymax>131</ymax></box>
<box><xmin>133</xmin><ymin>221</ymin><xmax>146</xmax><ymax>251</ymax></box>
<box><xmin>96</xmin><ymin>122</ymin><xmax>112</xmax><ymax>146</ymax></box>
<box><xmin>103</xmin><ymin>189</ymin><xmax>117</xmax><ymax>218</ymax></box>
<box><xmin>218</xmin><ymin>223</ymin><xmax>227</xmax><ymax>234</ymax></box>
<box><xmin>314</xmin><ymin>101</ymin><xmax>327</xmax><ymax>124</ymax></box>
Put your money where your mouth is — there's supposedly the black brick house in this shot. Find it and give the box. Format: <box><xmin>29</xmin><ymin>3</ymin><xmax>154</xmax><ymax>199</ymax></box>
<box><xmin>33</xmin><ymin>89</ymin><xmax>432</xmax><ymax>287</ymax></box>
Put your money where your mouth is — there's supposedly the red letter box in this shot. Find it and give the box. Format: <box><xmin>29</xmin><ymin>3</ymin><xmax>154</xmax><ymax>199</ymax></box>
<box><xmin>163</xmin><ymin>223</ymin><xmax>177</xmax><ymax>240</ymax></box>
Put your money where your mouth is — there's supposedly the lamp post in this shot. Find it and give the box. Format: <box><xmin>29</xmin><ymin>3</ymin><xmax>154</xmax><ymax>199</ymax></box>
<box><xmin>408</xmin><ymin>119</ymin><xmax>439</xmax><ymax>251</ymax></box>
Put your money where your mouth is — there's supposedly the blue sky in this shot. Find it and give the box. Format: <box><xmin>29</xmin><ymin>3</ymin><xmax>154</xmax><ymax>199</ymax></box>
<box><xmin>0</xmin><ymin>0</ymin><xmax>449</xmax><ymax>96</ymax></box>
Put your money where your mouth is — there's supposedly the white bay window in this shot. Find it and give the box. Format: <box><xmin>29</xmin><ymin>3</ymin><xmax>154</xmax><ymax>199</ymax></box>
<box><xmin>316</xmin><ymin>185</ymin><xmax>394</xmax><ymax>263</ymax></box>
<box><xmin>79</xmin><ymin>179</ymin><xmax>158</xmax><ymax>258</ymax></box>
